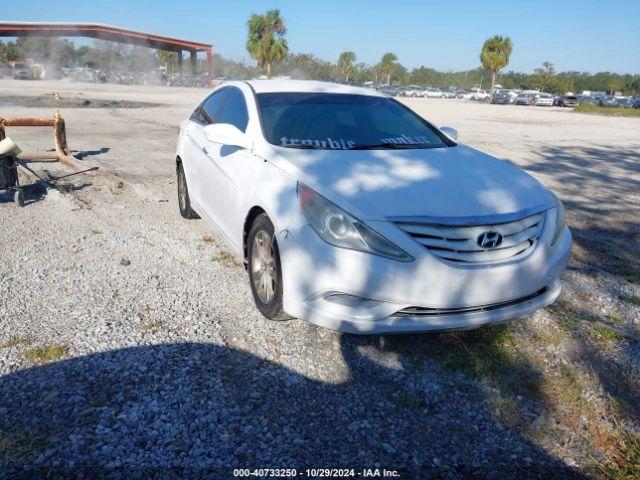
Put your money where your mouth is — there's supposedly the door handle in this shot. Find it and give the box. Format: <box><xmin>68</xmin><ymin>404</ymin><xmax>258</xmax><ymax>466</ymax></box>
<box><xmin>202</xmin><ymin>146</ymin><xmax>208</xmax><ymax>155</ymax></box>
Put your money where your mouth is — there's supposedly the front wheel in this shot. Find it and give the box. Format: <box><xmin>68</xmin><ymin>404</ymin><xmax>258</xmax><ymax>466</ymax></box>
<box><xmin>177</xmin><ymin>162</ymin><xmax>200</xmax><ymax>219</ymax></box>
<box><xmin>247</xmin><ymin>214</ymin><xmax>290</xmax><ymax>321</ymax></box>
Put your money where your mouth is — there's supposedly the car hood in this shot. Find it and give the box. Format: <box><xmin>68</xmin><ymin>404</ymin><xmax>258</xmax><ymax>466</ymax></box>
<box><xmin>269</xmin><ymin>144</ymin><xmax>554</xmax><ymax>221</ymax></box>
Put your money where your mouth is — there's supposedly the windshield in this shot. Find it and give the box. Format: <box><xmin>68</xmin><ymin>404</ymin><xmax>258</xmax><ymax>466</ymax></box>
<box><xmin>255</xmin><ymin>92</ymin><xmax>450</xmax><ymax>150</ymax></box>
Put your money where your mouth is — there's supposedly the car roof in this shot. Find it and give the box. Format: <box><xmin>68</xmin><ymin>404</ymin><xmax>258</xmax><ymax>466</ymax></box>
<box><xmin>244</xmin><ymin>79</ymin><xmax>385</xmax><ymax>97</ymax></box>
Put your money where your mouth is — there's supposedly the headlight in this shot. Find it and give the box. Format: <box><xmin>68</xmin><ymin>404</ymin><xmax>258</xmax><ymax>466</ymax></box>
<box><xmin>298</xmin><ymin>183</ymin><xmax>413</xmax><ymax>262</ymax></box>
<box><xmin>550</xmin><ymin>192</ymin><xmax>566</xmax><ymax>246</ymax></box>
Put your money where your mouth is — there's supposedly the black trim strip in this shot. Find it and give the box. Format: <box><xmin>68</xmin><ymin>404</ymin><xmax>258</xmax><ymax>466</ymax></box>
<box><xmin>391</xmin><ymin>288</ymin><xmax>548</xmax><ymax>317</ymax></box>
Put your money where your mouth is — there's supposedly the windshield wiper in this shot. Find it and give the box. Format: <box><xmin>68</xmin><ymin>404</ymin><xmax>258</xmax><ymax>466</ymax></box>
<box><xmin>280</xmin><ymin>144</ymin><xmax>321</xmax><ymax>149</ymax></box>
<box><xmin>347</xmin><ymin>143</ymin><xmax>431</xmax><ymax>150</ymax></box>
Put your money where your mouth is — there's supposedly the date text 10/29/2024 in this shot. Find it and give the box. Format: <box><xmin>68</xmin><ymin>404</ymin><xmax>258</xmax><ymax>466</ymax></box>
<box><xmin>233</xmin><ymin>468</ymin><xmax>401</xmax><ymax>478</ymax></box>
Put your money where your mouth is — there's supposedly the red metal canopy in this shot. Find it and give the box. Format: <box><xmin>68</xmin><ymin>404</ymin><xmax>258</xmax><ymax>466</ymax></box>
<box><xmin>0</xmin><ymin>21</ymin><xmax>213</xmax><ymax>82</ymax></box>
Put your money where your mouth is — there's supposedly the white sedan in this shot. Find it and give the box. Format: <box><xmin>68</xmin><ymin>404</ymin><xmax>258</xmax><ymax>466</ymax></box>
<box><xmin>422</xmin><ymin>87</ymin><xmax>444</xmax><ymax>98</ymax></box>
<box><xmin>535</xmin><ymin>93</ymin><xmax>555</xmax><ymax>107</ymax></box>
<box><xmin>176</xmin><ymin>80</ymin><xmax>572</xmax><ymax>334</ymax></box>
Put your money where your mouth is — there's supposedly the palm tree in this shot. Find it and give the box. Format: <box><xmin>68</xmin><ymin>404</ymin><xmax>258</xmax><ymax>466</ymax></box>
<box><xmin>337</xmin><ymin>51</ymin><xmax>356</xmax><ymax>83</ymax></box>
<box><xmin>246</xmin><ymin>9</ymin><xmax>288</xmax><ymax>78</ymax></box>
<box><xmin>378</xmin><ymin>52</ymin><xmax>398</xmax><ymax>85</ymax></box>
<box><xmin>480</xmin><ymin>35</ymin><xmax>513</xmax><ymax>91</ymax></box>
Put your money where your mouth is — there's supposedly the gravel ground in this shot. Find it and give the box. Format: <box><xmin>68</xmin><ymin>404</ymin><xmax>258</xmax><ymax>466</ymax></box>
<box><xmin>0</xmin><ymin>79</ymin><xmax>638</xmax><ymax>479</ymax></box>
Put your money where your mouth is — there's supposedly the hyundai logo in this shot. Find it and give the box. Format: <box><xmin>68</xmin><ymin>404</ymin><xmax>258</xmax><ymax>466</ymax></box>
<box><xmin>477</xmin><ymin>231</ymin><xmax>503</xmax><ymax>249</ymax></box>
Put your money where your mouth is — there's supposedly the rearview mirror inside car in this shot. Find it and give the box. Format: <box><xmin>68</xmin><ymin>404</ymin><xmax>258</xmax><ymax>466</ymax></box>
<box><xmin>203</xmin><ymin>123</ymin><xmax>251</xmax><ymax>150</ymax></box>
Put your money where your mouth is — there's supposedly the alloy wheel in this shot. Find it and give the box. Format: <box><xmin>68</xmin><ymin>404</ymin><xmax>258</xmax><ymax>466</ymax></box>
<box><xmin>251</xmin><ymin>230</ymin><xmax>277</xmax><ymax>304</ymax></box>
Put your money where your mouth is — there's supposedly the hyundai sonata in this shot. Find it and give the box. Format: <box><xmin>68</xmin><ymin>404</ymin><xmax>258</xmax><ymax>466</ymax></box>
<box><xmin>176</xmin><ymin>80</ymin><xmax>571</xmax><ymax>333</ymax></box>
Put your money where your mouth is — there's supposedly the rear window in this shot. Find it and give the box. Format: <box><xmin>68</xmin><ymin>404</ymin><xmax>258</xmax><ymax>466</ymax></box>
<box><xmin>255</xmin><ymin>92</ymin><xmax>450</xmax><ymax>150</ymax></box>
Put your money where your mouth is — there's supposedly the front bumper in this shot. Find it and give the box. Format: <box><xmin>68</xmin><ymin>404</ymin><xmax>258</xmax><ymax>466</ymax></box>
<box><xmin>299</xmin><ymin>279</ymin><xmax>561</xmax><ymax>334</ymax></box>
<box><xmin>278</xmin><ymin>216</ymin><xmax>572</xmax><ymax>334</ymax></box>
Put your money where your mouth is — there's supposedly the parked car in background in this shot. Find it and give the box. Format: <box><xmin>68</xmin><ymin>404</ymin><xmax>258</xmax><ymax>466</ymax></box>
<box><xmin>515</xmin><ymin>92</ymin><xmax>536</xmax><ymax>105</ymax></box>
<box><xmin>578</xmin><ymin>95</ymin><xmax>598</xmax><ymax>105</ymax></box>
<box><xmin>582</xmin><ymin>91</ymin><xmax>606</xmax><ymax>101</ymax></box>
<box><xmin>0</xmin><ymin>63</ymin><xmax>13</xmax><ymax>78</ymax></box>
<box><xmin>12</xmin><ymin>63</ymin><xmax>35</xmax><ymax>80</ymax></box>
<box><xmin>454</xmin><ymin>89</ymin><xmax>469</xmax><ymax>99</ymax></box>
<box><xmin>441</xmin><ymin>88</ymin><xmax>457</xmax><ymax>99</ymax></box>
<box><xmin>535</xmin><ymin>93</ymin><xmax>555</xmax><ymax>107</ymax></box>
<box><xmin>557</xmin><ymin>93</ymin><xmax>580</xmax><ymax>107</ymax></box>
<box><xmin>615</xmin><ymin>97</ymin><xmax>633</xmax><ymax>108</ymax></box>
<box><xmin>175</xmin><ymin>80</ymin><xmax>571</xmax><ymax>333</ymax></box>
<box><xmin>598</xmin><ymin>96</ymin><xmax>619</xmax><ymax>108</ymax></box>
<box><xmin>422</xmin><ymin>87</ymin><xmax>443</xmax><ymax>98</ymax></box>
<box><xmin>464</xmin><ymin>88</ymin><xmax>490</xmax><ymax>101</ymax></box>
<box><xmin>471</xmin><ymin>88</ymin><xmax>490</xmax><ymax>101</ymax></box>
<box><xmin>633</xmin><ymin>97</ymin><xmax>640</xmax><ymax>109</ymax></box>
<box><xmin>491</xmin><ymin>90</ymin><xmax>511</xmax><ymax>104</ymax></box>
<box><xmin>400</xmin><ymin>85</ymin><xmax>423</xmax><ymax>97</ymax></box>
<box><xmin>379</xmin><ymin>85</ymin><xmax>401</xmax><ymax>97</ymax></box>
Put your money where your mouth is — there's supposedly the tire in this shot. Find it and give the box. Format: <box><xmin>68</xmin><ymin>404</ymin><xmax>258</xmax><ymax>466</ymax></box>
<box><xmin>247</xmin><ymin>214</ymin><xmax>290</xmax><ymax>321</ymax></box>
<box><xmin>176</xmin><ymin>162</ymin><xmax>199</xmax><ymax>219</ymax></box>
<box><xmin>14</xmin><ymin>190</ymin><xmax>24</xmax><ymax>207</ymax></box>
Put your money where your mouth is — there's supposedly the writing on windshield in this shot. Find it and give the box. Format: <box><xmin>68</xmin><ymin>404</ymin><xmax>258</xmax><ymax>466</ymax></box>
<box><xmin>257</xmin><ymin>92</ymin><xmax>451</xmax><ymax>150</ymax></box>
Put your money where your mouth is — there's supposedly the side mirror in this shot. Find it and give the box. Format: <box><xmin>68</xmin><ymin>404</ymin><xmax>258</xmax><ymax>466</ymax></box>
<box><xmin>203</xmin><ymin>123</ymin><xmax>251</xmax><ymax>150</ymax></box>
<box><xmin>440</xmin><ymin>126</ymin><xmax>458</xmax><ymax>141</ymax></box>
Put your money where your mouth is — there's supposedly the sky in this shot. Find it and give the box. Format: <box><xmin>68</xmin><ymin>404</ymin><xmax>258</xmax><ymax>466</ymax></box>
<box><xmin>4</xmin><ymin>0</ymin><xmax>640</xmax><ymax>74</ymax></box>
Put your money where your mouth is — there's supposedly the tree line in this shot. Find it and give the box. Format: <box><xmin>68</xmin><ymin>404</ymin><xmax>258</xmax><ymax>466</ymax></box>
<box><xmin>244</xmin><ymin>10</ymin><xmax>639</xmax><ymax>94</ymax></box>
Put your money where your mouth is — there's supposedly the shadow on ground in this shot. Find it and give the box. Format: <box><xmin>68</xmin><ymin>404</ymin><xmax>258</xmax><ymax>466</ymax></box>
<box><xmin>74</xmin><ymin>147</ymin><xmax>110</xmax><ymax>161</ymax></box>
<box><xmin>0</xmin><ymin>336</ymin><xmax>586</xmax><ymax>479</ymax></box>
<box><xmin>530</xmin><ymin>144</ymin><xmax>640</xmax><ymax>421</ymax></box>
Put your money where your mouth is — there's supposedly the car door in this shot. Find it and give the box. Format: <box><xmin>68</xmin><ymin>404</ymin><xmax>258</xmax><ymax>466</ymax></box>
<box><xmin>197</xmin><ymin>87</ymin><xmax>252</xmax><ymax>251</ymax></box>
<box><xmin>182</xmin><ymin>88</ymin><xmax>228</xmax><ymax>219</ymax></box>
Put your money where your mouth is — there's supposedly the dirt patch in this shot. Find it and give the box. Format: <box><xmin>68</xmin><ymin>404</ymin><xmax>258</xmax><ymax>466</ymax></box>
<box><xmin>0</xmin><ymin>94</ymin><xmax>161</xmax><ymax>109</ymax></box>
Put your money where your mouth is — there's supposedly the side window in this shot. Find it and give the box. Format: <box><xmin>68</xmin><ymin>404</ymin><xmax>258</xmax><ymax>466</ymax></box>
<box><xmin>218</xmin><ymin>88</ymin><xmax>249</xmax><ymax>132</ymax></box>
<box><xmin>189</xmin><ymin>105</ymin><xmax>206</xmax><ymax>124</ymax></box>
<box><xmin>200</xmin><ymin>89</ymin><xmax>229</xmax><ymax>125</ymax></box>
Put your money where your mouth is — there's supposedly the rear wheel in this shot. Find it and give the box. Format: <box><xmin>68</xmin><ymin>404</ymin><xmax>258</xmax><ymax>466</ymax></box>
<box><xmin>177</xmin><ymin>162</ymin><xmax>199</xmax><ymax>219</ymax></box>
<box><xmin>247</xmin><ymin>214</ymin><xmax>290</xmax><ymax>321</ymax></box>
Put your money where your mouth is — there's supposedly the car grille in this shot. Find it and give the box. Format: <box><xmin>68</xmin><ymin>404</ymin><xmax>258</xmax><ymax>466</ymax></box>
<box><xmin>394</xmin><ymin>212</ymin><xmax>544</xmax><ymax>264</ymax></box>
<box><xmin>392</xmin><ymin>288</ymin><xmax>547</xmax><ymax>317</ymax></box>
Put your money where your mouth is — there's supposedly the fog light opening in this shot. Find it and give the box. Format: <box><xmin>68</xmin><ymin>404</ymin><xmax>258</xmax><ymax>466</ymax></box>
<box><xmin>324</xmin><ymin>293</ymin><xmax>382</xmax><ymax>309</ymax></box>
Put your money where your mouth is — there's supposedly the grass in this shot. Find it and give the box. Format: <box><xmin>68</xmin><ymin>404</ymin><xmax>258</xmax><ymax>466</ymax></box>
<box><xmin>201</xmin><ymin>235</ymin><xmax>216</xmax><ymax>244</ymax></box>
<box><xmin>435</xmin><ymin>324</ymin><xmax>543</xmax><ymax>399</ymax></box>
<box><xmin>574</xmin><ymin>103</ymin><xmax>640</xmax><ymax>117</ymax></box>
<box><xmin>556</xmin><ymin>364</ymin><xmax>591</xmax><ymax>409</ymax></box>
<box><xmin>622</xmin><ymin>295</ymin><xmax>640</xmax><ymax>307</ymax></box>
<box><xmin>391</xmin><ymin>392</ymin><xmax>423</xmax><ymax>409</ymax></box>
<box><xmin>549</xmin><ymin>302</ymin><xmax>585</xmax><ymax>333</ymax></box>
<box><xmin>23</xmin><ymin>344</ymin><xmax>68</xmax><ymax>364</ymax></box>
<box><xmin>0</xmin><ymin>428</ymin><xmax>49</xmax><ymax>466</ymax></box>
<box><xmin>212</xmin><ymin>250</ymin><xmax>241</xmax><ymax>267</ymax></box>
<box><xmin>143</xmin><ymin>320</ymin><xmax>165</xmax><ymax>332</ymax></box>
<box><xmin>616</xmin><ymin>265</ymin><xmax>640</xmax><ymax>284</ymax></box>
<box><xmin>598</xmin><ymin>430</ymin><xmax>640</xmax><ymax>479</ymax></box>
<box><xmin>55</xmin><ymin>183</ymin><xmax>74</xmax><ymax>194</ymax></box>
<box><xmin>606</xmin><ymin>315</ymin><xmax>623</xmax><ymax>325</ymax></box>
<box><xmin>589</xmin><ymin>325</ymin><xmax>623</xmax><ymax>343</ymax></box>
<box><xmin>0</xmin><ymin>337</ymin><xmax>31</xmax><ymax>349</ymax></box>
